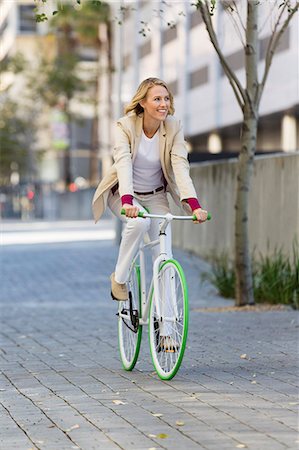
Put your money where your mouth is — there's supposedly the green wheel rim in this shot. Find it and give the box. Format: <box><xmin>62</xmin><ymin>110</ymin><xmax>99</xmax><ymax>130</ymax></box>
<box><xmin>118</xmin><ymin>264</ymin><xmax>142</xmax><ymax>371</ymax></box>
<box><xmin>148</xmin><ymin>259</ymin><xmax>189</xmax><ymax>380</ymax></box>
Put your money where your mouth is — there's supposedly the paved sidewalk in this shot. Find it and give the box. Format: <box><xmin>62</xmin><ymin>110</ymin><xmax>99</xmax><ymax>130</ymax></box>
<box><xmin>0</xmin><ymin>220</ymin><xmax>298</xmax><ymax>450</ymax></box>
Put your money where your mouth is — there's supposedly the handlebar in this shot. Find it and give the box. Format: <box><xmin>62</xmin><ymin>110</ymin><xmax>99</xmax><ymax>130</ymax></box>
<box><xmin>121</xmin><ymin>208</ymin><xmax>211</xmax><ymax>221</ymax></box>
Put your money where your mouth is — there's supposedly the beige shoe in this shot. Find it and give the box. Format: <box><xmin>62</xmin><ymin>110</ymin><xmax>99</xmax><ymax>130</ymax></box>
<box><xmin>110</xmin><ymin>272</ymin><xmax>128</xmax><ymax>301</ymax></box>
<box><xmin>160</xmin><ymin>336</ymin><xmax>179</xmax><ymax>353</ymax></box>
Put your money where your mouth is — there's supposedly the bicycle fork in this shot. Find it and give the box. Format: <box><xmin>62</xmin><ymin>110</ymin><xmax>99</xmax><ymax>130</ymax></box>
<box><xmin>152</xmin><ymin>217</ymin><xmax>177</xmax><ymax>336</ymax></box>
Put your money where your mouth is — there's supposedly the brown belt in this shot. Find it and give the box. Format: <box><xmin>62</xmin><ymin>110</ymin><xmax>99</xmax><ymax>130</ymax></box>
<box><xmin>111</xmin><ymin>184</ymin><xmax>165</xmax><ymax>196</ymax></box>
<box><xmin>134</xmin><ymin>186</ymin><xmax>164</xmax><ymax>196</ymax></box>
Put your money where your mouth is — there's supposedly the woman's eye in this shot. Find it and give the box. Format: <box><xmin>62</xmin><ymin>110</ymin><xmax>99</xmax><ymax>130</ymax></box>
<box><xmin>154</xmin><ymin>97</ymin><xmax>169</xmax><ymax>102</ymax></box>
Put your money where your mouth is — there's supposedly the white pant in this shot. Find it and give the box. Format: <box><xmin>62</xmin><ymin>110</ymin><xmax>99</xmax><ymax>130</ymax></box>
<box><xmin>108</xmin><ymin>190</ymin><xmax>172</xmax><ymax>284</ymax></box>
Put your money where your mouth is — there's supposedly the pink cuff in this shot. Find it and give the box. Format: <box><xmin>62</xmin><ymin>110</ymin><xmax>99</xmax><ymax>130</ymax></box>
<box><xmin>187</xmin><ymin>198</ymin><xmax>202</xmax><ymax>211</ymax></box>
<box><xmin>121</xmin><ymin>194</ymin><xmax>133</xmax><ymax>206</ymax></box>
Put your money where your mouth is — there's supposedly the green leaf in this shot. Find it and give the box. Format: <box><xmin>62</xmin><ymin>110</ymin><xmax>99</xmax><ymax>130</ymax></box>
<box><xmin>35</xmin><ymin>13</ymin><xmax>48</xmax><ymax>23</ymax></box>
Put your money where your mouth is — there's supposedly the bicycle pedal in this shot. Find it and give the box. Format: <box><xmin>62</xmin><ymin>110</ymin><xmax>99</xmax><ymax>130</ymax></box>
<box><xmin>160</xmin><ymin>337</ymin><xmax>179</xmax><ymax>353</ymax></box>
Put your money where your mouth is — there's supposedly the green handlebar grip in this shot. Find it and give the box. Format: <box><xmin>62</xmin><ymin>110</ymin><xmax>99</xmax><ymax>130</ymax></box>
<box><xmin>120</xmin><ymin>208</ymin><xmax>145</xmax><ymax>218</ymax></box>
<box><xmin>192</xmin><ymin>212</ymin><xmax>212</xmax><ymax>221</ymax></box>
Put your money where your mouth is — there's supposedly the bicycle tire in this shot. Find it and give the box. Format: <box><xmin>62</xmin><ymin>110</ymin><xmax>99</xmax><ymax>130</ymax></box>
<box><xmin>118</xmin><ymin>264</ymin><xmax>142</xmax><ymax>371</ymax></box>
<box><xmin>148</xmin><ymin>259</ymin><xmax>189</xmax><ymax>380</ymax></box>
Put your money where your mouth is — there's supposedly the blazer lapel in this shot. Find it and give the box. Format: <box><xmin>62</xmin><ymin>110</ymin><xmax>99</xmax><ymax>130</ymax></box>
<box><xmin>132</xmin><ymin>114</ymin><xmax>143</xmax><ymax>161</ymax></box>
<box><xmin>159</xmin><ymin>120</ymin><xmax>167</xmax><ymax>164</ymax></box>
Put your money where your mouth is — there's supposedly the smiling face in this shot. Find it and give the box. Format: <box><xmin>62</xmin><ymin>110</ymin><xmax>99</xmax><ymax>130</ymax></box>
<box><xmin>140</xmin><ymin>85</ymin><xmax>171</xmax><ymax>123</ymax></box>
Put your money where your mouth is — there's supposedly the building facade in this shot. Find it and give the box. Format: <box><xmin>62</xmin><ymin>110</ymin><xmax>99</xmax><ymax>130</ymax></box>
<box><xmin>107</xmin><ymin>1</ymin><xmax>298</xmax><ymax>162</ymax></box>
<box><xmin>0</xmin><ymin>0</ymin><xmax>99</xmax><ymax>188</ymax></box>
<box><xmin>1</xmin><ymin>0</ymin><xmax>105</xmax><ymax>217</ymax></box>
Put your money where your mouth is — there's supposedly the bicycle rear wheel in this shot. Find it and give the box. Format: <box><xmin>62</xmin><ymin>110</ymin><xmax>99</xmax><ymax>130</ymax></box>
<box><xmin>118</xmin><ymin>264</ymin><xmax>142</xmax><ymax>371</ymax></box>
<box><xmin>149</xmin><ymin>259</ymin><xmax>189</xmax><ymax>380</ymax></box>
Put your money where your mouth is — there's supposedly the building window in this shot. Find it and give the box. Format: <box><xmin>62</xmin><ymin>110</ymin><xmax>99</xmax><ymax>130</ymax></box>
<box><xmin>78</xmin><ymin>47</ymin><xmax>97</xmax><ymax>62</ymax></box>
<box><xmin>220</xmin><ymin>26</ymin><xmax>290</xmax><ymax>76</ymax></box>
<box><xmin>190</xmin><ymin>10</ymin><xmax>203</xmax><ymax>29</ymax></box>
<box><xmin>123</xmin><ymin>53</ymin><xmax>131</xmax><ymax>70</ymax></box>
<box><xmin>168</xmin><ymin>79</ymin><xmax>178</xmax><ymax>96</ymax></box>
<box><xmin>123</xmin><ymin>6</ymin><xmax>132</xmax><ymax>21</ymax></box>
<box><xmin>162</xmin><ymin>26</ymin><xmax>177</xmax><ymax>46</ymax></box>
<box><xmin>19</xmin><ymin>5</ymin><xmax>37</xmax><ymax>33</ymax></box>
<box><xmin>225</xmin><ymin>48</ymin><xmax>244</xmax><ymax>72</ymax></box>
<box><xmin>260</xmin><ymin>27</ymin><xmax>290</xmax><ymax>60</ymax></box>
<box><xmin>139</xmin><ymin>39</ymin><xmax>151</xmax><ymax>58</ymax></box>
<box><xmin>189</xmin><ymin>66</ymin><xmax>209</xmax><ymax>89</ymax></box>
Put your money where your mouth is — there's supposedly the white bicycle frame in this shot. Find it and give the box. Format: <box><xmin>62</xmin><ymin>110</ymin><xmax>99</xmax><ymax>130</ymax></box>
<box><xmin>122</xmin><ymin>212</ymin><xmax>196</xmax><ymax>330</ymax></box>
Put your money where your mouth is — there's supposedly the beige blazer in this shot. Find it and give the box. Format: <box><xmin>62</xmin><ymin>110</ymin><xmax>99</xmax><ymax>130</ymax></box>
<box><xmin>92</xmin><ymin>112</ymin><xmax>198</xmax><ymax>222</ymax></box>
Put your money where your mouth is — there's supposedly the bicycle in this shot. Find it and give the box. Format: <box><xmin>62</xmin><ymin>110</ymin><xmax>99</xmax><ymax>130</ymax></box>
<box><xmin>117</xmin><ymin>209</ymin><xmax>211</xmax><ymax>380</ymax></box>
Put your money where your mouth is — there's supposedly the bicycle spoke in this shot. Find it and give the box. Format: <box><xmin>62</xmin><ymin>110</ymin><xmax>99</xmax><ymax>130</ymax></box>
<box><xmin>118</xmin><ymin>264</ymin><xmax>142</xmax><ymax>371</ymax></box>
<box><xmin>149</xmin><ymin>260</ymin><xmax>188</xmax><ymax>380</ymax></box>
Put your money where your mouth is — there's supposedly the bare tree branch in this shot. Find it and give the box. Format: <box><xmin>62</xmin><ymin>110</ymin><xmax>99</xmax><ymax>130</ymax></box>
<box><xmin>257</xmin><ymin>1</ymin><xmax>299</xmax><ymax>105</ymax></box>
<box><xmin>258</xmin><ymin>2</ymin><xmax>278</xmax><ymax>34</ymax></box>
<box><xmin>196</xmin><ymin>1</ymin><xmax>246</xmax><ymax>110</ymax></box>
<box><xmin>232</xmin><ymin>1</ymin><xmax>246</xmax><ymax>32</ymax></box>
<box><xmin>264</xmin><ymin>1</ymin><xmax>288</xmax><ymax>62</ymax></box>
<box><xmin>222</xmin><ymin>1</ymin><xmax>246</xmax><ymax>47</ymax></box>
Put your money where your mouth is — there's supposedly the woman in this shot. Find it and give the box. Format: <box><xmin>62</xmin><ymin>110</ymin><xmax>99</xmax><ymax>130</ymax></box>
<box><xmin>92</xmin><ymin>77</ymin><xmax>208</xmax><ymax>303</ymax></box>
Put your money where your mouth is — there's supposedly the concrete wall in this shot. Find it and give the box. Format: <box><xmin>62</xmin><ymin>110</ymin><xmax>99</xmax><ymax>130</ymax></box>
<box><xmin>42</xmin><ymin>154</ymin><xmax>299</xmax><ymax>259</ymax></box>
<box><xmin>172</xmin><ymin>153</ymin><xmax>299</xmax><ymax>258</ymax></box>
<box><xmin>42</xmin><ymin>188</ymin><xmax>95</xmax><ymax>221</ymax></box>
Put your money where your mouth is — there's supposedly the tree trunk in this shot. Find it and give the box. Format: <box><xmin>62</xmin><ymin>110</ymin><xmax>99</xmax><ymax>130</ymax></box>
<box><xmin>234</xmin><ymin>1</ymin><xmax>259</xmax><ymax>306</ymax></box>
<box><xmin>235</xmin><ymin>106</ymin><xmax>257</xmax><ymax>306</ymax></box>
<box><xmin>89</xmin><ymin>44</ymin><xmax>101</xmax><ymax>187</ymax></box>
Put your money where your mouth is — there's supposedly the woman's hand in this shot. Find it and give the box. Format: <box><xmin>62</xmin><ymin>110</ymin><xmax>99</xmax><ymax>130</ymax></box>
<box><xmin>122</xmin><ymin>203</ymin><xmax>139</xmax><ymax>218</ymax></box>
<box><xmin>192</xmin><ymin>208</ymin><xmax>208</xmax><ymax>224</ymax></box>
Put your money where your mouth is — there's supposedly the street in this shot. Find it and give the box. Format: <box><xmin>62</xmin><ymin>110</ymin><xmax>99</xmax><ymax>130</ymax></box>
<box><xmin>0</xmin><ymin>220</ymin><xmax>298</xmax><ymax>450</ymax></box>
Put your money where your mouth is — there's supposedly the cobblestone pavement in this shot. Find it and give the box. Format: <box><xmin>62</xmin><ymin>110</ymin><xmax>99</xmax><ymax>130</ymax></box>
<box><xmin>0</xmin><ymin>220</ymin><xmax>298</xmax><ymax>450</ymax></box>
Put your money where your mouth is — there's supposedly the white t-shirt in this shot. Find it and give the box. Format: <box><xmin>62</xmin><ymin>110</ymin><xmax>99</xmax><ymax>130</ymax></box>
<box><xmin>133</xmin><ymin>130</ymin><xmax>164</xmax><ymax>192</ymax></box>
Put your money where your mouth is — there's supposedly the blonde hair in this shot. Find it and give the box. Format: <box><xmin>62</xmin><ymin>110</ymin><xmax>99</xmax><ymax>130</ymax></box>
<box><xmin>124</xmin><ymin>77</ymin><xmax>175</xmax><ymax>116</ymax></box>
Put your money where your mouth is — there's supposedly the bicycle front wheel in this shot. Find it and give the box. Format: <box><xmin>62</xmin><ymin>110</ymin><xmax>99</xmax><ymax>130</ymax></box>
<box><xmin>149</xmin><ymin>259</ymin><xmax>189</xmax><ymax>380</ymax></box>
<box><xmin>118</xmin><ymin>264</ymin><xmax>142</xmax><ymax>371</ymax></box>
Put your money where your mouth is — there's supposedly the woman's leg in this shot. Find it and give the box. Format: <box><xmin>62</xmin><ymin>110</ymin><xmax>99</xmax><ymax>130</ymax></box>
<box><xmin>108</xmin><ymin>191</ymin><xmax>151</xmax><ymax>284</ymax></box>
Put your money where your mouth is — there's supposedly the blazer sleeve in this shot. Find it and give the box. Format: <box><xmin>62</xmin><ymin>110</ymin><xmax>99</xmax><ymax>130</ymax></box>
<box><xmin>112</xmin><ymin>121</ymin><xmax>134</xmax><ymax>197</ymax></box>
<box><xmin>170</xmin><ymin>121</ymin><xmax>197</xmax><ymax>200</ymax></box>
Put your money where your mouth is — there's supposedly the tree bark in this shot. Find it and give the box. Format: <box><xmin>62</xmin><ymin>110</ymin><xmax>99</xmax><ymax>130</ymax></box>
<box><xmin>235</xmin><ymin>106</ymin><xmax>257</xmax><ymax>306</ymax></box>
<box><xmin>234</xmin><ymin>0</ymin><xmax>258</xmax><ymax>306</ymax></box>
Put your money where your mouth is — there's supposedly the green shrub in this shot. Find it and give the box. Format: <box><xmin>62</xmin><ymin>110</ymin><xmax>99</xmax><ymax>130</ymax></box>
<box><xmin>202</xmin><ymin>241</ymin><xmax>299</xmax><ymax>309</ymax></box>
<box><xmin>201</xmin><ymin>252</ymin><xmax>235</xmax><ymax>299</ymax></box>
